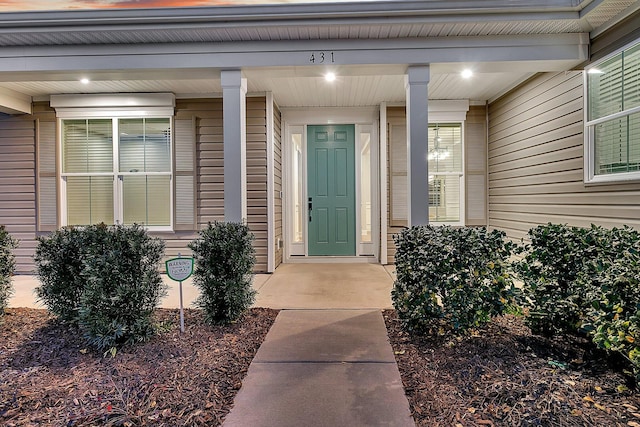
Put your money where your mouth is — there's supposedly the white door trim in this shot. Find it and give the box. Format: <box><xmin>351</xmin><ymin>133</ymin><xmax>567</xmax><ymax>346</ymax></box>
<box><xmin>281</xmin><ymin>107</ymin><xmax>380</xmax><ymax>263</ymax></box>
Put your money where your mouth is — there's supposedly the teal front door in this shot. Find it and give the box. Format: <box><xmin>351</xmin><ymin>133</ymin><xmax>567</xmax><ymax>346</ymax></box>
<box><xmin>307</xmin><ymin>125</ymin><xmax>356</xmax><ymax>256</ymax></box>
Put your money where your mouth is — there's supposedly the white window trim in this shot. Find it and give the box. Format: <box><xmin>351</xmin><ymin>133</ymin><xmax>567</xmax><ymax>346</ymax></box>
<box><xmin>427</xmin><ymin>122</ymin><xmax>465</xmax><ymax>227</ymax></box>
<box><xmin>57</xmin><ymin>115</ymin><xmax>175</xmax><ymax>232</ymax></box>
<box><xmin>584</xmin><ymin>39</ymin><xmax>640</xmax><ymax>184</ymax></box>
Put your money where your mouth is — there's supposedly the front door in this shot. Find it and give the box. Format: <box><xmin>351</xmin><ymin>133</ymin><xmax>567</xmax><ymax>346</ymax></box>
<box><xmin>307</xmin><ymin>125</ymin><xmax>356</xmax><ymax>256</ymax></box>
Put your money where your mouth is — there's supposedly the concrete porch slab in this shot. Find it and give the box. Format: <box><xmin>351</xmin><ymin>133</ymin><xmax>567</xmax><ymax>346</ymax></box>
<box><xmin>7</xmin><ymin>273</ymin><xmax>271</xmax><ymax>309</ymax></box>
<box><xmin>252</xmin><ymin>263</ymin><xmax>394</xmax><ymax>309</ymax></box>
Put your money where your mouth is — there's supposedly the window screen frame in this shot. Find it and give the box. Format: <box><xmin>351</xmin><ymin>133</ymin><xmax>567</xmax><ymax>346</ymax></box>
<box><xmin>58</xmin><ymin>116</ymin><xmax>174</xmax><ymax>231</ymax></box>
<box><xmin>584</xmin><ymin>38</ymin><xmax>640</xmax><ymax>184</ymax></box>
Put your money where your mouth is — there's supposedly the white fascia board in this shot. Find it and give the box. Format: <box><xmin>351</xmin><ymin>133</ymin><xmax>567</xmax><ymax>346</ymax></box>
<box><xmin>0</xmin><ymin>34</ymin><xmax>589</xmax><ymax>73</ymax></box>
<box><xmin>0</xmin><ymin>87</ymin><xmax>31</xmax><ymax>114</ymax></box>
<box><xmin>50</xmin><ymin>93</ymin><xmax>175</xmax><ymax>108</ymax></box>
<box><xmin>50</xmin><ymin>93</ymin><xmax>175</xmax><ymax>118</ymax></box>
<box><xmin>0</xmin><ymin>1</ymin><xmax>583</xmax><ymax>28</ymax></box>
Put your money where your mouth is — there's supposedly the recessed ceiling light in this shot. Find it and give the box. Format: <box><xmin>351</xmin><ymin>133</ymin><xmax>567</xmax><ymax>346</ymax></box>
<box><xmin>461</xmin><ymin>69</ymin><xmax>473</xmax><ymax>79</ymax></box>
<box><xmin>325</xmin><ymin>72</ymin><xmax>336</xmax><ymax>82</ymax></box>
<box><xmin>80</xmin><ymin>78</ymin><xmax>90</xmax><ymax>84</ymax></box>
<box><xmin>587</xmin><ymin>68</ymin><xmax>604</xmax><ymax>74</ymax></box>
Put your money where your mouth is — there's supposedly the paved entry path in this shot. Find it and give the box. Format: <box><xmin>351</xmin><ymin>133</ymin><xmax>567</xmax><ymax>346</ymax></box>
<box><xmin>222</xmin><ymin>309</ymin><xmax>414</xmax><ymax>427</ymax></box>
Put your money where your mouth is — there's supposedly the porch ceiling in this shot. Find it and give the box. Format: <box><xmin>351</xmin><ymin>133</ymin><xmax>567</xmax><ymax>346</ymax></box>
<box><xmin>0</xmin><ymin>62</ymin><xmax>544</xmax><ymax>108</ymax></box>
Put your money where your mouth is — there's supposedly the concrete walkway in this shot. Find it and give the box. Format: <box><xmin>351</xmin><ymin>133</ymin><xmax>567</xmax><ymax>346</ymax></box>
<box><xmin>222</xmin><ymin>309</ymin><xmax>414</xmax><ymax>427</ymax></box>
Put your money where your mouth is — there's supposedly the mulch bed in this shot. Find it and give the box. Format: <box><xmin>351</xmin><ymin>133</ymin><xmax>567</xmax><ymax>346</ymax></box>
<box><xmin>3</xmin><ymin>307</ymin><xmax>639</xmax><ymax>426</ymax></box>
<box><xmin>0</xmin><ymin>307</ymin><xmax>278</xmax><ymax>426</ymax></box>
<box><xmin>384</xmin><ymin>310</ymin><xmax>640</xmax><ymax>427</ymax></box>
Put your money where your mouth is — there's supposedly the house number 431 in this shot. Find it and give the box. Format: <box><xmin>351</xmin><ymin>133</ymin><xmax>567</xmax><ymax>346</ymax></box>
<box><xmin>309</xmin><ymin>52</ymin><xmax>335</xmax><ymax>64</ymax></box>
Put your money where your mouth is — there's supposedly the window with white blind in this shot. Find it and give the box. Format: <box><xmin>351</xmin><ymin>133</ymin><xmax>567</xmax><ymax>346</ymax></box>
<box><xmin>585</xmin><ymin>39</ymin><xmax>640</xmax><ymax>183</ymax></box>
<box><xmin>389</xmin><ymin>122</ymin><xmax>464</xmax><ymax>225</ymax></box>
<box><xmin>61</xmin><ymin>118</ymin><xmax>172</xmax><ymax>229</ymax></box>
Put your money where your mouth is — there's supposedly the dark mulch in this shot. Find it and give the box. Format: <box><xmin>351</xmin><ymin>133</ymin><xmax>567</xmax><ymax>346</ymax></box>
<box><xmin>0</xmin><ymin>307</ymin><xmax>278</xmax><ymax>426</ymax></box>
<box><xmin>384</xmin><ymin>310</ymin><xmax>640</xmax><ymax>427</ymax></box>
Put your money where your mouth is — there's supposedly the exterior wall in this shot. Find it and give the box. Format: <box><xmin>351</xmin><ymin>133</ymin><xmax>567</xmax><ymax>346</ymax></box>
<box><xmin>0</xmin><ymin>110</ymin><xmax>37</xmax><ymax>273</ymax></box>
<box><xmin>385</xmin><ymin>104</ymin><xmax>487</xmax><ymax>263</ymax></box>
<box><xmin>246</xmin><ymin>96</ymin><xmax>268</xmax><ymax>272</ymax></box>
<box><xmin>488</xmin><ymin>71</ymin><xmax>640</xmax><ymax>241</ymax></box>
<box><xmin>2</xmin><ymin>97</ymin><xmax>272</xmax><ymax>273</ymax></box>
<box><xmin>273</xmin><ymin>102</ymin><xmax>283</xmax><ymax>268</ymax></box>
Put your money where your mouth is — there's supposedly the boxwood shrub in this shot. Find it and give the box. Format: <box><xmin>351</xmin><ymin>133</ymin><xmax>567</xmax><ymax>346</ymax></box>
<box><xmin>0</xmin><ymin>225</ymin><xmax>18</xmax><ymax>317</ymax></box>
<box><xmin>34</xmin><ymin>224</ymin><xmax>167</xmax><ymax>354</ymax></box>
<box><xmin>34</xmin><ymin>226</ymin><xmax>87</xmax><ymax>322</ymax></box>
<box><xmin>392</xmin><ymin>225</ymin><xmax>517</xmax><ymax>335</ymax></box>
<box><xmin>516</xmin><ymin>223</ymin><xmax>640</xmax><ymax>381</ymax></box>
<box><xmin>188</xmin><ymin>221</ymin><xmax>256</xmax><ymax>325</ymax></box>
<box><xmin>77</xmin><ymin>224</ymin><xmax>167</xmax><ymax>354</ymax></box>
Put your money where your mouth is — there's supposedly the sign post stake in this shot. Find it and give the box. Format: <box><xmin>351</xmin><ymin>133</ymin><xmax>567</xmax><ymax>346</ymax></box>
<box><xmin>165</xmin><ymin>253</ymin><xmax>194</xmax><ymax>334</ymax></box>
<box><xmin>178</xmin><ymin>253</ymin><xmax>185</xmax><ymax>333</ymax></box>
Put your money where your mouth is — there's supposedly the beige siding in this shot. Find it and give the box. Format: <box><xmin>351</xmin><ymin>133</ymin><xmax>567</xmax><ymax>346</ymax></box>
<box><xmin>0</xmin><ymin>112</ymin><xmax>37</xmax><ymax>273</ymax></box>
<box><xmin>273</xmin><ymin>102</ymin><xmax>283</xmax><ymax>268</ymax></box>
<box><xmin>488</xmin><ymin>71</ymin><xmax>640</xmax><ymax>241</ymax></box>
<box><xmin>159</xmin><ymin>98</ymin><xmax>222</xmax><ymax>263</ymax></box>
<box><xmin>246</xmin><ymin>97</ymin><xmax>268</xmax><ymax>272</ymax></box>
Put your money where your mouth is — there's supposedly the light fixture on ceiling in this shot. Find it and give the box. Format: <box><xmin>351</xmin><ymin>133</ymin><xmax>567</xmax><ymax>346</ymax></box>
<box><xmin>461</xmin><ymin>69</ymin><xmax>473</xmax><ymax>79</ymax></box>
<box><xmin>325</xmin><ymin>72</ymin><xmax>336</xmax><ymax>82</ymax></box>
<box><xmin>428</xmin><ymin>125</ymin><xmax>450</xmax><ymax>161</ymax></box>
<box><xmin>587</xmin><ymin>68</ymin><xmax>605</xmax><ymax>74</ymax></box>
<box><xmin>80</xmin><ymin>78</ymin><xmax>90</xmax><ymax>84</ymax></box>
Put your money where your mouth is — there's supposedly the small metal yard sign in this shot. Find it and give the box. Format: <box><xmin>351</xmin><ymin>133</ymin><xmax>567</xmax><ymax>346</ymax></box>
<box><xmin>165</xmin><ymin>254</ymin><xmax>194</xmax><ymax>333</ymax></box>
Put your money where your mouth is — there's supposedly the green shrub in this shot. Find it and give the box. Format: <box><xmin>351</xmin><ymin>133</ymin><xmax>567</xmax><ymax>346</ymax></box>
<box><xmin>392</xmin><ymin>225</ymin><xmax>517</xmax><ymax>335</ymax></box>
<box><xmin>579</xmin><ymin>229</ymin><xmax>640</xmax><ymax>382</ymax></box>
<box><xmin>34</xmin><ymin>224</ymin><xmax>167</xmax><ymax>354</ymax></box>
<box><xmin>34</xmin><ymin>227</ymin><xmax>87</xmax><ymax>322</ymax></box>
<box><xmin>0</xmin><ymin>225</ymin><xmax>18</xmax><ymax>316</ymax></box>
<box><xmin>77</xmin><ymin>224</ymin><xmax>167</xmax><ymax>354</ymax></box>
<box><xmin>188</xmin><ymin>221</ymin><xmax>256</xmax><ymax>325</ymax></box>
<box><xmin>515</xmin><ymin>224</ymin><xmax>638</xmax><ymax>337</ymax></box>
<box><xmin>516</xmin><ymin>223</ymin><xmax>640</xmax><ymax>381</ymax></box>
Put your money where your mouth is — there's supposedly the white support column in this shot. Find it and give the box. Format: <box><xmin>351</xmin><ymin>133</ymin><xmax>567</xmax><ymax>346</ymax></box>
<box><xmin>221</xmin><ymin>70</ymin><xmax>247</xmax><ymax>223</ymax></box>
<box><xmin>405</xmin><ymin>65</ymin><xmax>430</xmax><ymax>226</ymax></box>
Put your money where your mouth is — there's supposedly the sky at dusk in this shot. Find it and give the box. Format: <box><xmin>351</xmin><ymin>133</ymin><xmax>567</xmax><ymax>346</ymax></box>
<box><xmin>0</xmin><ymin>0</ymin><xmax>350</xmax><ymax>12</ymax></box>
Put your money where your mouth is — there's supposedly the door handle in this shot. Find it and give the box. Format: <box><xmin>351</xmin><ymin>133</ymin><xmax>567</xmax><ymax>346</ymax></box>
<box><xmin>308</xmin><ymin>197</ymin><xmax>312</xmax><ymax>222</ymax></box>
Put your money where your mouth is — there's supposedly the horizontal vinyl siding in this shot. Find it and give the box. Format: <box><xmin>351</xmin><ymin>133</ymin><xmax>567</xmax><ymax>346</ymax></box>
<box><xmin>488</xmin><ymin>71</ymin><xmax>640</xmax><ymax>241</ymax></box>
<box><xmin>0</xmin><ymin>112</ymin><xmax>37</xmax><ymax>273</ymax></box>
<box><xmin>246</xmin><ymin>96</ymin><xmax>268</xmax><ymax>272</ymax></box>
<box><xmin>157</xmin><ymin>98</ymin><xmax>222</xmax><ymax>264</ymax></box>
<box><xmin>273</xmin><ymin>102</ymin><xmax>283</xmax><ymax>268</ymax></box>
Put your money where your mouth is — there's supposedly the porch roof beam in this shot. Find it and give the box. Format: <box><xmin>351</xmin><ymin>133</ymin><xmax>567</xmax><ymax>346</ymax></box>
<box><xmin>0</xmin><ymin>33</ymin><xmax>588</xmax><ymax>74</ymax></box>
<box><xmin>0</xmin><ymin>86</ymin><xmax>31</xmax><ymax>114</ymax></box>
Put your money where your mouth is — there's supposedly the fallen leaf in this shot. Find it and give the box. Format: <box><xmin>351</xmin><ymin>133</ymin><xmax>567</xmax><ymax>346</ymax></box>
<box><xmin>571</xmin><ymin>409</ymin><xmax>582</xmax><ymax>416</ymax></box>
<box><xmin>583</xmin><ymin>396</ymin><xmax>595</xmax><ymax>403</ymax></box>
<box><xmin>394</xmin><ymin>350</ymin><xmax>405</xmax><ymax>355</ymax></box>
